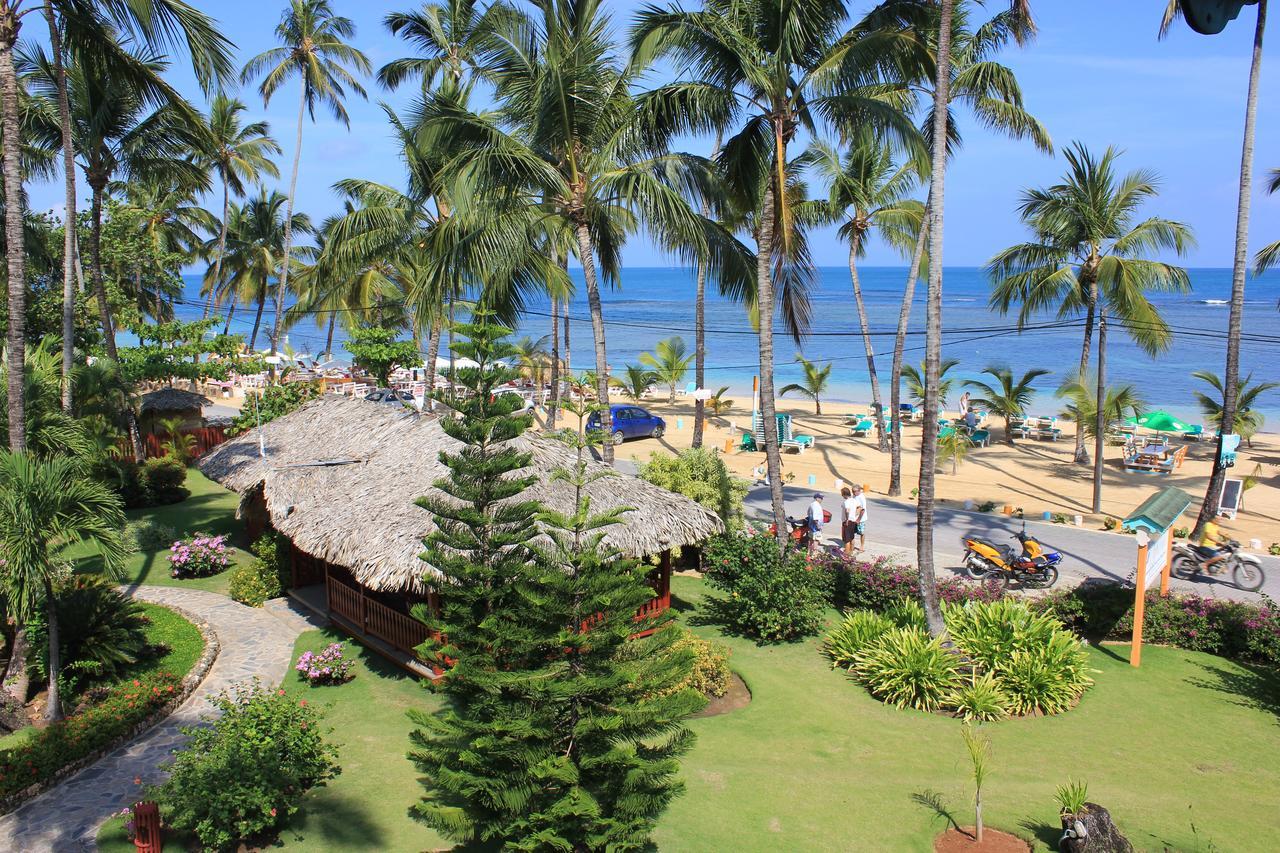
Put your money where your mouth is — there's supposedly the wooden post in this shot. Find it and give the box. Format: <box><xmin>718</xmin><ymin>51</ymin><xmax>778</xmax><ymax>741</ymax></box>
<box><xmin>1131</xmin><ymin>536</ymin><xmax>1149</xmax><ymax>668</ymax></box>
<box><xmin>1159</xmin><ymin>530</ymin><xmax>1173</xmax><ymax>597</ymax></box>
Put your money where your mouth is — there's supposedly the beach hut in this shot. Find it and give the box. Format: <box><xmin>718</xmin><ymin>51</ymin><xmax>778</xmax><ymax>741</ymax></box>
<box><xmin>138</xmin><ymin>387</ymin><xmax>210</xmax><ymax>435</ymax></box>
<box><xmin>200</xmin><ymin>396</ymin><xmax>723</xmax><ymax>674</ymax></box>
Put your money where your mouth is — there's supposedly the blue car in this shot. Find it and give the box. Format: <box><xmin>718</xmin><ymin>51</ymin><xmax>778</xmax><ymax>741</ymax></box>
<box><xmin>587</xmin><ymin>404</ymin><xmax>666</xmax><ymax>444</ymax></box>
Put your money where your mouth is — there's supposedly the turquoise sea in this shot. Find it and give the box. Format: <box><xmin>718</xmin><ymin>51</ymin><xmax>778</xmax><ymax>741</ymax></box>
<box><xmin>177</xmin><ymin>266</ymin><xmax>1280</xmax><ymax>427</ymax></box>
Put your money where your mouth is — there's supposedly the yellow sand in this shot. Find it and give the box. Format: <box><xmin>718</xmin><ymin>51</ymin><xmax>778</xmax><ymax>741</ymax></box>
<box><xmin>611</xmin><ymin>397</ymin><xmax>1280</xmax><ymax>545</ymax></box>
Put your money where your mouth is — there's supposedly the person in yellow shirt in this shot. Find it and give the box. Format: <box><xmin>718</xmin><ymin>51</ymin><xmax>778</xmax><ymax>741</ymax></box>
<box><xmin>1196</xmin><ymin>520</ymin><xmax>1229</xmax><ymax>574</ymax></box>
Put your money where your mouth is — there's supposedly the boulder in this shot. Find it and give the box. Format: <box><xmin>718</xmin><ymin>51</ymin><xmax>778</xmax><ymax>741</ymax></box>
<box><xmin>1059</xmin><ymin>803</ymin><xmax>1133</xmax><ymax>853</ymax></box>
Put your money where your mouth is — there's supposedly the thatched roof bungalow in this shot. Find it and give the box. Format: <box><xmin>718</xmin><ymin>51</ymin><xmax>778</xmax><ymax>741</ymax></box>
<box><xmin>200</xmin><ymin>396</ymin><xmax>723</xmax><ymax>669</ymax></box>
<box><xmin>138</xmin><ymin>387</ymin><xmax>210</xmax><ymax>433</ymax></box>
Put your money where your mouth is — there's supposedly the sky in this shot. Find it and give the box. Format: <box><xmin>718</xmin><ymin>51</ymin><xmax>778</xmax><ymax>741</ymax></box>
<box><xmin>22</xmin><ymin>0</ymin><xmax>1280</xmax><ymax>270</ymax></box>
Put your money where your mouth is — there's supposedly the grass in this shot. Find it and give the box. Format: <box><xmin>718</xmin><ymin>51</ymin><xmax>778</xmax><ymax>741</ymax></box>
<box><xmin>97</xmin><ymin>575</ymin><xmax>1280</xmax><ymax>852</ymax></box>
<box><xmin>68</xmin><ymin>468</ymin><xmax>253</xmax><ymax>597</ymax></box>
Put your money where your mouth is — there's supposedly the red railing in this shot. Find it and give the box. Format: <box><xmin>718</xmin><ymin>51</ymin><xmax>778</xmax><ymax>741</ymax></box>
<box><xmin>121</xmin><ymin>426</ymin><xmax>229</xmax><ymax>461</ymax></box>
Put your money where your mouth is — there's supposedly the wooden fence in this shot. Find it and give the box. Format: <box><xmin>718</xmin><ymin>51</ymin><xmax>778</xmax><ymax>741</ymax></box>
<box><xmin>121</xmin><ymin>426</ymin><xmax>229</xmax><ymax>461</ymax></box>
<box><xmin>326</xmin><ymin>574</ymin><xmax>432</xmax><ymax>659</ymax></box>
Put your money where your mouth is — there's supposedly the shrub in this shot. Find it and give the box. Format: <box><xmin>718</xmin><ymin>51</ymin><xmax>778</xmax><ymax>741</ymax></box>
<box><xmin>998</xmin><ymin>633</ymin><xmax>1092</xmax><ymax>716</ymax></box>
<box><xmin>0</xmin><ymin>672</ymin><xmax>180</xmax><ymax>799</ymax></box>
<box><xmin>824</xmin><ymin>610</ymin><xmax>892</xmax><ymax>670</ymax></box>
<box><xmin>852</xmin><ymin>627</ymin><xmax>959</xmax><ymax>712</ymax></box>
<box><xmin>1056</xmin><ymin>780</ymin><xmax>1089</xmax><ymax>815</ymax></box>
<box><xmin>1102</xmin><ymin>517</ymin><xmax>1119</xmax><ymax>531</ymax></box>
<box><xmin>168</xmin><ymin>533</ymin><xmax>231</xmax><ymax>579</ymax></box>
<box><xmin>883</xmin><ymin>598</ymin><xmax>925</xmax><ymax>630</ymax></box>
<box><xmin>1173</xmin><ymin>526</ymin><xmax>1191</xmax><ymax>539</ymax></box>
<box><xmin>947</xmin><ymin>673</ymin><xmax>1010</xmax><ymax>722</ymax></box>
<box><xmin>702</xmin><ymin>527</ymin><xmax>827</xmax><ymax>643</ymax></box>
<box><xmin>1269</xmin><ymin>543</ymin><xmax>1280</xmax><ymax>557</ymax></box>
<box><xmin>27</xmin><ymin>576</ymin><xmax>150</xmax><ymax>694</ymax></box>
<box><xmin>810</xmin><ymin>552</ymin><xmax>1003</xmax><ymax>612</ymax></box>
<box><xmin>977</xmin><ymin>501</ymin><xmax>997</xmax><ymax>513</ymax></box>
<box><xmin>142</xmin><ymin>457</ymin><xmax>189</xmax><ymax>505</ymax></box>
<box><xmin>661</xmin><ymin>630</ymin><xmax>731</xmax><ymax>698</ymax></box>
<box><xmin>226</xmin><ymin>381</ymin><xmax>321</xmax><ymax>436</ymax></box>
<box><xmin>637</xmin><ymin>448</ymin><xmax>750</xmax><ymax>529</ymax></box>
<box><xmin>126</xmin><ymin>519</ymin><xmax>176</xmax><ymax>552</ymax></box>
<box><xmin>229</xmin><ymin>534</ymin><xmax>288</xmax><ymax>607</ymax></box>
<box><xmin>295</xmin><ymin>643</ymin><xmax>354</xmax><ymax>686</ymax></box>
<box><xmin>154</xmin><ymin>680</ymin><xmax>339</xmax><ymax>851</ymax></box>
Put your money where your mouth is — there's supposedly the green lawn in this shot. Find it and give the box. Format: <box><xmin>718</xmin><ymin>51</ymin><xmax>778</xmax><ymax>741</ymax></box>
<box><xmin>70</xmin><ymin>468</ymin><xmax>252</xmax><ymax>596</ymax></box>
<box><xmin>98</xmin><ymin>576</ymin><xmax>1280</xmax><ymax>851</ymax></box>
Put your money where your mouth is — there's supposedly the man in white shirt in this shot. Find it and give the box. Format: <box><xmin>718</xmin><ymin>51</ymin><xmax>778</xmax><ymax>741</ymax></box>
<box><xmin>806</xmin><ymin>493</ymin><xmax>825</xmax><ymax>555</ymax></box>
<box><xmin>847</xmin><ymin>484</ymin><xmax>867</xmax><ymax>553</ymax></box>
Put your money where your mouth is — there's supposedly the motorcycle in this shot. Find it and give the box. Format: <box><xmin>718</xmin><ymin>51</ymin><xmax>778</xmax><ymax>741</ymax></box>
<box><xmin>961</xmin><ymin>527</ymin><xmax>1062</xmax><ymax>589</ymax></box>
<box><xmin>768</xmin><ymin>516</ymin><xmax>813</xmax><ymax>551</ymax></box>
<box><xmin>1171</xmin><ymin>539</ymin><xmax>1265</xmax><ymax>592</ymax></box>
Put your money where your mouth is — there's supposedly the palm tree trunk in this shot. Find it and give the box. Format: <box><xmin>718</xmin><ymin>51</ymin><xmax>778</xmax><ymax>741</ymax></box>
<box><xmin>271</xmin><ymin>89</ymin><xmax>306</xmax><ymax>362</ymax></box>
<box><xmin>1073</xmin><ymin>285</ymin><xmax>1096</xmax><ymax>465</ymax></box>
<box><xmin>549</xmin><ymin>295</ymin><xmax>560</xmax><ymax>427</ymax></box>
<box><xmin>324</xmin><ymin>311</ymin><xmax>336</xmax><ymax>359</ymax></box>
<box><xmin>209</xmin><ymin>178</ymin><xmax>231</xmax><ymax>323</ymax></box>
<box><xmin>756</xmin><ymin>176</ymin><xmax>786</xmax><ymax>541</ymax></box>
<box><xmin>248</xmin><ymin>293</ymin><xmax>265</xmax><ymax>351</ymax></box>
<box><xmin>1</xmin><ymin>25</ymin><xmax>26</xmax><ymax>454</ymax></box>
<box><xmin>43</xmin><ymin>582</ymin><xmax>61</xmax><ymax>722</ymax></box>
<box><xmin>850</xmin><ymin>235</ymin><xmax>887</xmax><ymax>452</ymax></box>
<box><xmin>1196</xmin><ymin>0</ymin><xmax>1266</xmax><ymax>536</ymax></box>
<box><xmin>916</xmin><ymin>0</ymin><xmax>955</xmax><ymax>639</ymax></box>
<box><xmin>889</xmin><ymin>205</ymin><xmax>929</xmax><ymax>497</ymax></box>
<box><xmin>89</xmin><ymin>187</ymin><xmax>117</xmax><ymax>360</ymax></box>
<box><xmin>692</xmin><ymin>256</ymin><xmax>707</xmax><ymax>448</ymax></box>
<box><xmin>424</xmin><ymin>314</ymin><xmax>441</xmax><ymax>410</ymax></box>
<box><xmin>44</xmin><ymin>2</ymin><xmax>76</xmax><ymax>415</ymax></box>
<box><xmin>574</xmin><ymin>221</ymin><xmax>615</xmax><ymax>465</ymax></box>
<box><xmin>222</xmin><ymin>299</ymin><xmax>237</xmax><ymax>337</ymax></box>
<box><xmin>1092</xmin><ymin>309</ymin><xmax>1107</xmax><ymax>514</ymax></box>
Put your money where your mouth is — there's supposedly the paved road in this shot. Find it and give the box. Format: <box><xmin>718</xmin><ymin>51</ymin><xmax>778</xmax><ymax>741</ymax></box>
<box><xmin>743</xmin><ymin>484</ymin><xmax>1280</xmax><ymax>602</ymax></box>
<box><xmin>0</xmin><ymin>587</ymin><xmax>319</xmax><ymax>852</ymax></box>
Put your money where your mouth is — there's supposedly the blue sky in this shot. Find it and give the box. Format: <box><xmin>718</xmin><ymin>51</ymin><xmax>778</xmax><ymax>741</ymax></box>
<box><xmin>23</xmin><ymin>0</ymin><xmax>1279</xmax><ymax>269</ymax></box>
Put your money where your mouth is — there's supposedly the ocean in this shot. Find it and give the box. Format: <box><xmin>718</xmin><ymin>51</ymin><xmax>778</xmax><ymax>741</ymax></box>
<box><xmin>176</xmin><ymin>266</ymin><xmax>1280</xmax><ymax>426</ymax></box>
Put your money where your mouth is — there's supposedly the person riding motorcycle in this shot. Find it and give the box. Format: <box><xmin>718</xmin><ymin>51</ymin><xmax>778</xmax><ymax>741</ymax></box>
<box><xmin>1195</xmin><ymin>520</ymin><xmax>1230</xmax><ymax>574</ymax></box>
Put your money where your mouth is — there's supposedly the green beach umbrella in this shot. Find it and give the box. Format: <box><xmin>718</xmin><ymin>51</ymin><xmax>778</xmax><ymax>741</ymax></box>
<box><xmin>1125</xmin><ymin>411</ymin><xmax>1190</xmax><ymax>433</ymax></box>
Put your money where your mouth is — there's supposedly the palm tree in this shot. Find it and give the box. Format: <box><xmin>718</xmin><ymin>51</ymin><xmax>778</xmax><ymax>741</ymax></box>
<box><xmin>0</xmin><ymin>451</ymin><xmax>127</xmax><ymax>721</ymax></box>
<box><xmin>780</xmin><ymin>355</ymin><xmax>833</xmax><ymax>415</ymax></box>
<box><xmin>117</xmin><ymin>175</ymin><xmax>216</xmax><ymax>320</ymax></box>
<box><xmin>611</xmin><ymin>365</ymin><xmax>658</xmax><ymax>402</ymax></box>
<box><xmin>902</xmin><ymin>358</ymin><xmax>960</xmax><ymax>410</ymax></box>
<box><xmin>810</xmin><ymin>132</ymin><xmax>924</xmax><ymax>452</ymax></box>
<box><xmin>512</xmin><ymin>335</ymin><xmax>550</xmax><ymax>385</ymax></box>
<box><xmin>964</xmin><ymin>365</ymin><xmax>1050</xmax><ymax>445</ymax></box>
<box><xmin>1192</xmin><ymin>370</ymin><xmax>1278</xmax><ymax>448</ymax></box>
<box><xmin>1162</xmin><ymin>0</ymin><xmax>1268</xmax><ymax>538</ymax></box>
<box><xmin>1057</xmin><ymin>378</ymin><xmax>1145</xmax><ymax>439</ymax></box>
<box><xmin>195</xmin><ymin>94</ymin><xmax>282</xmax><ymax>321</ymax></box>
<box><xmin>632</xmin><ymin>0</ymin><xmax>921</xmax><ymax>533</ymax></box>
<box><xmin>378</xmin><ymin>0</ymin><xmax>513</xmax><ymax>90</ymax></box>
<box><xmin>877</xmin><ymin>0</ymin><xmax>1049</xmax><ymax>500</ymax></box>
<box><xmin>419</xmin><ymin>0</ymin><xmax>749</xmax><ymax>466</ymax></box>
<box><xmin>242</xmin><ymin>0</ymin><xmax>370</xmax><ymax>359</ymax></box>
<box><xmin>639</xmin><ymin>336</ymin><xmax>693</xmax><ymax>405</ymax></box>
<box><xmin>1256</xmin><ymin>169</ymin><xmax>1280</xmax><ymax>274</ymax></box>
<box><xmin>937</xmin><ymin>428</ymin><xmax>969</xmax><ymax>476</ymax></box>
<box><xmin>707</xmin><ymin>386</ymin><xmax>734</xmax><ymax>416</ymax></box>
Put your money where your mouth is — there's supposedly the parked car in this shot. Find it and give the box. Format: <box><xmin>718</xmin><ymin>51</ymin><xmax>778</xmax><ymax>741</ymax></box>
<box><xmin>364</xmin><ymin>388</ymin><xmax>417</xmax><ymax>409</ymax></box>
<box><xmin>586</xmin><ymin>404</ymin><xmax>666</xmax><ymax>444</ymax></box>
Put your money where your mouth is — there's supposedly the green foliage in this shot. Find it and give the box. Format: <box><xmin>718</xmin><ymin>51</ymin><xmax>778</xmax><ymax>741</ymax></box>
<box><xmin>226</xmin><ymin>381</ymin><xmax>322</xmax><ymax>437</ymax></box>
<box><xmin>852</xmin><ymin>627</ymin><xmax>958</xmax><ymax>712</ymax></box>
<box><xmin>961</xmin><ymin>722</ymin><xmax>991</xmax><ymax>841</ymax></box>
<box><xmin>640</xmin><ymin>336</ymin><xmax>694</xmax><ymax>402</ymax></box>
<box><xmin>965</xmin><ymin>365</ymin><xmax>1052</xmax><ymax>443</ymax></box>
<box><xmin>977</xmin><ymin>501</ymin><xmax>997</xmax><ymax>513</ymax></box>
<box><xmin>938</xmin><ymin>427</ymin><xmax>970</xmax><ymax>474</ymax></box>
<box><xmin>125</xmin><ymin>519</ymin><xmax>177</xmax><ymax>551</ymax></box>
<box><xmin>1102</xmin><ymin>516</ymin><xmax>1119</xmax><ymax>531</ymax></box>
<box><xmin>1192</xmin><ymin>370</ymin><xmax>1278</xmax><ymax>443</ymax></box>
<box><xmin>611</xmin><ymin>364</ymin><xmax>658</xmax><ymax>400</ymax></box>
<box><xmin>1270</xmin><ymin>543</ymin><xmax>1280</xmax><ymax>557</ymax></box>
<box><xmin>658</xmin><ymin>630</ymin><xmax>732</xmax><ymax>699</ymax></box>
<box><xmin>154</xmin><ymin>680</ymin><xmax>340</xmax><ymax>852</ymax></box>
<box><xmin>0</xmin><ymin>672</ymin><xmax>181</xmax><ymax>800</ymax></box>
<box><xmin>118</xmin><ymin>319</ymin><xmax>253</xmax><ymax>385</ymax></box>
<box><xmin>1056</xmin><ymin>377</ymin><xmax>1145</xmax><ymax>438</ymax></box>
<box><xmin>142</xmin><ymin>457</ymin><xmax>190</xmax><ymax>506</ymax></box>
<box><xmin>228</xmin><ymin>534</ymin><xmax>288</xmax><ymax>607</ymax></box>
<box><xmin>345</xmin><ymin>326</ymin><xmax>421</xmax><ymax>387</ymax></box>
<box><xmin>707</xmin><ymin>386</ymin><xmax>735</xmax><ymax>415</ymax></box>
<box><xmin>702</xmin><ymin>529</ymin><xmax>828</xmax><ymax>643</ymax></box>
<box><xmin>1056</xmin><ymin>780</ymin><xmax>1089</xmax><ymax>815</ymax></box>
<box><xmin>408</xmin><ymin>315</ymin><xmax>701</xmax><ymax>849</ymax></box>
<box><xmin>636</xmin><ymin>448</ymin><xmax>749</xmax><ymax>529</ymax></box>
<box><xmin>27</xmin><ymin>576</ymin><xmax>150</xmax><ymax>694</ymax></box>
<box><xmin>779</xmin><ymin>354</ymin><xmax>834</xmax><ymax>413</ymax></box>
<box><xmin>947</xmin><ymin>673</ymin><xmax>1010</xmax><ymax>722</ymax></box>
<box><xmin>824</xmin><ymin>610</ymin><xmax>893</xmax><ymax>670</ymax></box>
<box><xmin>903</xmin><ymin>359</ymin><xmax>960</xmax><ymax>408</ymax></box>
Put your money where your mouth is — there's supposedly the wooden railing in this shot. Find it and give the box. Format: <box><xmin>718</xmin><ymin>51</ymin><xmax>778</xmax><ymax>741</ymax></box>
<box><xmin>122</xmin><ymin>426</ymin><xmax>229</xmax><ymax>461</ymax></box>
<box><xmin>326</xmin><ymin>575</ymin><xmax>431</xmax><ymax>657</ymax></box>
<box><xmin>327</xmin><ymin>576</ymin><xmax>363</xmax><ymax>627</ymax></box>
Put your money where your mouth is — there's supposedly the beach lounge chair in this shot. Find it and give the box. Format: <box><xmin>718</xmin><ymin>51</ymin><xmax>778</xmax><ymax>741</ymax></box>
<box><xmin>1182</xmin><ymin>424</ymin><xmax>1206</xmax><ymax>442</ymax></box>
<box><xmin>675</xmin><ymin>382</ymin><xmax>697</xmax><ymax>398</ymax></box>
<box><xmin>967</xmin><ymin>429</ymin><xmax>990</xmax><ymax>447</ymax></box>
<box><xmin>848</xmin><ymin>417</ymin><xmax>875</xmax><ymax>437</ymax></box>
<box><xmin>1033</xmin><ymin>426</ymin><xmax>1061</xmax><ymax>441</ymax></box>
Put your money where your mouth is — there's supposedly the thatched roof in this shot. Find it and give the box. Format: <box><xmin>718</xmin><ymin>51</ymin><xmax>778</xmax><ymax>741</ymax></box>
<box><xmin>199</xmin><ymin>396</ymin><xmax>723</xmax><ymax>593</ymax></box>
<box><xmin>140</xmin><ymin>387</ymin><xmax>211</xmax><ymax>414</ymax></box>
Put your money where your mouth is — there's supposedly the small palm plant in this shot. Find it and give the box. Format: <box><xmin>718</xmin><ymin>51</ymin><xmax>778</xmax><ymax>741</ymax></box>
<box><xmin>707</xmin><ymin>387</ymin><xmax>735</xmax><ymax>416</ymax></box>
<box><xmin>1055</xmin><ymin>779</ymin><xmax>1088</xmax><ymax>817</ymax></box>
<box><xmin>157</xmin><ymin>415</ymin><xmax>197</xmax><ymax>465</ymax></box>
<box><xmin>780</xmin><ymin>355</ymin><xmax>833</xmax><ymax>415</ymax></box>
<box><xmin>962</xmin><ymin>723</ymin><xmax>992</xmax><ymax>844</ymax></box>
<box><xmin>1192</xmin><ymin>370</ymin><xmax>1278</xmax><ymax>448</ymax></box>
<box><xmin>902</xmin><ymin>359</ymin><xmax>961</xmax><ymax>410</ymax></box>
<box><xmin>938</xmin><ymin>428</ymin><xmax>970</xmax><ymax>476</ymax></box>
<box><xmin>610</xmin><ymin>365</ymin><xmax>658</xmax><ymax>402</ymax></box>
<box><xmin>511</xmin><ymin>335</ymin><xmax>550</xmax><ymax>385</ymax></box>
<box><xmin>639</xmin><ymin>337</ymin><xmax>694</xmax><ymax>404</ymax></box>
<box><xmin>966</xmin><ymin>366</ymin><xmax>1051</xmax><ymax>445</ymax></box>
<box><xmin>1057</xmin><ymin>378</ymin><xmax>1145</xmax><ymax>439</ymax></box>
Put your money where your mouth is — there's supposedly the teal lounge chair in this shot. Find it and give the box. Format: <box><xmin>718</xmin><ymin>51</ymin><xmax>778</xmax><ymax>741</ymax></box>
<box><xmin>968</xmin><ymin>429</ymin><xmax>990</xmax><ymax>447</ymax></box>
<box><xmin>849</xmin><ymin>417</ymin><xmax>875</xmax><ymax>437</ymax></box>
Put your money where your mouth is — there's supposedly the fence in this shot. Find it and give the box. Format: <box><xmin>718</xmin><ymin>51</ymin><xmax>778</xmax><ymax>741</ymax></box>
<box><xmin>119</xmin><ymin>426</ymin><xmax>229</xmax><ymax>462</ymax></box>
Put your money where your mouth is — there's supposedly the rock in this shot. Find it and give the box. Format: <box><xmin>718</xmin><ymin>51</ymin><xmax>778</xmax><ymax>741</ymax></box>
<box><xmin>1059</xmin><ymin>803</ymin><xmax>1133</xmax><ymax>853</ymax></box>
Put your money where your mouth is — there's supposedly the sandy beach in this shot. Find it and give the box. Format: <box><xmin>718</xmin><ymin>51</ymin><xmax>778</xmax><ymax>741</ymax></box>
<box><xmin>606</xmin><ymin>397</ymin><xmax>1280</xmax><ymax>547</ymax></box>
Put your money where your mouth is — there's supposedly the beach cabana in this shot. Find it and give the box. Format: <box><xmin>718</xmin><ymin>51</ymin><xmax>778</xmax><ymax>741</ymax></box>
<box><xmin>200</xmin><ymin>396</ymin><xmax>723</xmax><ymax>673</ymax></box>
<box><xmin>138</xmin><ymin>387</ymin><xmax>210</xmax><ymax>434</ymax></box>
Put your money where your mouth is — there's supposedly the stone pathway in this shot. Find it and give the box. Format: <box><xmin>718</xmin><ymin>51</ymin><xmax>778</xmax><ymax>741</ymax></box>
<box><xmin>0</xmin><ymin>587</ymin><xmax>322</xmax><ymax>852</ymax></box>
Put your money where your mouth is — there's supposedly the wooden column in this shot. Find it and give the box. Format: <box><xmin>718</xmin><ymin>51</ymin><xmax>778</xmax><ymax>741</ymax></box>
<box><xmin>1131</xmin><ymin>536</ymin><xmax>1149</xmax><ymax>668</ymax></box>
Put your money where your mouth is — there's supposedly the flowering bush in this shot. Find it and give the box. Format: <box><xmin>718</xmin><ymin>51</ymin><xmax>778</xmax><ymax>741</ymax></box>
<box><xmin>0</xmin><ymin>672</ymin><xmax>180</xmax><ymax>800</ymax></box>
<box><xmin>153</xmin><ymin>680</ymin><xmax>340</xmax><ymax>851</ymax></box>
<box><xmin>168</xmin><ymin>533</ymin><xmax>231</xmax><ymax>579</ymax></box>
<box><xmin>702</xmin><ymin>527</ymin><xmax>827</xmax><ymax>643</ymax></box>
<box><xmin>295</xmin><ymin>643</ymin><xmax>354</xmax><ymax>685</ymax></box>
<box><xmin>808</xmin><ymin>551</ymin><xmax>1003</xmax><ymax>612</ymax></box>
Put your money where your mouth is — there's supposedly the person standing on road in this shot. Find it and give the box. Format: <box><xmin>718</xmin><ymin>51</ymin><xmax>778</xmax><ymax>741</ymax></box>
<box><xmin>841</xmin><ymin>487</ymin><xmax>857</xmax><ymax>556</ymax></box>
<box><xmin>848</xmin><ymin>484</ymin><xmax>868</xmax><ymax>553</ymax></box>
<box><xmin>806</xmin><ymin>493</ymin><xmax>826</xmax><ymax>556</ymax></box>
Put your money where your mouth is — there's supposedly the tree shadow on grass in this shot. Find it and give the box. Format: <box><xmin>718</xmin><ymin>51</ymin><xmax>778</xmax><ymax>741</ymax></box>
<box><xmin>1188</xmin><ymin>659</ymin><xmax>1280</xmax><ymax>723</ymax></box>
<box><xmin>911</xmin><ymin>790</ymin><xmax>959</xmax><ymax>832</ymax></box>
<box><xmin>279</xmin><ymin>791</ymin><xmax>388</xmax><ymax>850</ymax></box>
<box><xmin>669</xmin><ymin>592</ymin><xmax>698</xmax><ymax>614</ymax></box>
<box><xmin>1018</xmin><ymin>817</ymin><xmax>1063</xmax><ymax>849</ymax></box>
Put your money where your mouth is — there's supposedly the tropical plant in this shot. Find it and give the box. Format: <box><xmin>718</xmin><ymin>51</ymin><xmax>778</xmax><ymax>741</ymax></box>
<box><xmin>1256</xmin><ymin>168</ymin><xmax>1280</xmax><ymax>275</ymax></box>
<box><xmin>637</xmin><ymin>447</ymin><xmax>749</xmax><ymax>529</ymax></box>
<box><xmin>116</xmin><ymin>175</ymin><xmax>216</xmax><ymax>320</ymax></box>
<box><xmin>640</xmin><ymin>336</ymin><xmax>694</xmax><ymax>404</ymax></box>
<box><xmin>810</xmin><ymin>132</ymin><xmax>924</xmax><ymax>451</ymax></box>
<box><xmin>345</xmin><ymin>325</ymin><xmax>420</xmax><ymax>388</ymax></box>
<box><xmin>707</xmin><ymin>386</ymin><xmax>734</xmax><ymax>415</ymax></box>
<box><xmin>0</xmin><ymin>452</ymin><xmax>128</xmax><ymax>720</ymax></box>
<box><xmin>824</xmin><ymin>610</ymin><xmax>894</xmax><ymax>670</ymax></box>
<box><xmin>1192</xmin><ymin>370</ymin><xmax>1278</xmax><ymax>447</ymax></box>
<box><xmin>1056</xmin><ymin>779</ymin><xmax>1089</xmax><ymax>816</ymax></box>
<box><xmin>611</xmin><ymin>364</ymin><xmax>658</xmax><ymax>401</ymax></box>
<box><xmin>27</xmin><ymin>574</ymin><xmax>149</xmax><ymax>693</ymax></box>
<box><xmin>241</xmin><ymin>0</ymin><xmax>371</xmax><ymax>357</ymax></box>
<box><xmin>902</xmin><ymin>358</ymin><xmax>960</xmax><ymax>408</ymax></box>
<box><xmin>780</xmin><ymin>355</ymin><xmax>833</xmax><ymax>415</ymax></box>
<box><xmin>701</xmin><ymin>528</ymin><xmax>829</xmax><ymax>643</ymax></box>
<box><xmin>965</xmin><ymin>365</ymin><xmax>1051</xmax><ymax>445</ymax></box>
<box><xmin>632</xmin><ymin>0</ymin><xmax>920</xmax><ymax>532</ymax></box>
<box><xmin>938</xmin><ymin>426</ymin><xmax>970</xmax><ymax>475</ymax></box>
<box><xmin>852</xmin><ymin>626</ymin><xmax>958</xmax><ymax>712</ymax></box>
<box><xmin>947</xmin><ymin>673</ymin><xmax>1010</xmax><ymax>722</ymax></box>
<box><xmin>511</xmin><ymin>335</ymin><xmax>549</xmax><ymax>385</ymax></box>
<box><xmin>1057</xmin><ymin>378</ymin><xmax>1145</xmax><ymax>439</ymax></box>
<box><xmin>194</xmin><ymin>93</ymin><xmax>282</xmax><ymax>320</ymax></box>
<box><xmin>961</xmin><ymin>722</ymin><xmax>992</xmax><ymax>843</ymax></box>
